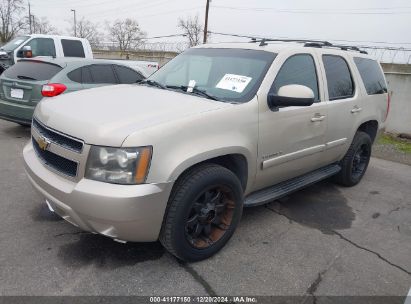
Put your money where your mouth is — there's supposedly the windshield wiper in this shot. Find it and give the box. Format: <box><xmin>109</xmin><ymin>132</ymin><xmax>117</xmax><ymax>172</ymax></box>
<box><xmin>166</xmin><ymin>85</ymin><xmax>219</xmax><ymax>101</ymax></box>
<box><xmin>17</xmin><ymin>75</ymin><xmax>37</xmax><ymax>80</ymax></box>
<box><xmin>139</xmin><ymin>79</ymin><xmax>166</xmax><ymax>89</ymax></box>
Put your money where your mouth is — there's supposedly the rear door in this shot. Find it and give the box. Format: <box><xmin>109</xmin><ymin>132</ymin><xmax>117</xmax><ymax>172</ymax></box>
<box><xmin>0</xmin><ymin>60</ymin><xmax>63</xmax><ymax>106</ymax></box>
<box><xmin>81</xmin><ymin>64</ymin><xmax>118</xmax><ymax>89</ymax></box>
<box><xmin>60</xmin><ymin>39</ymin><xmax>86</xmax><ymax>58</ymax></box>
<box><xmin>353</xmin><ymin>57</ymin><xmax>388</xmax><ymax>127</ymax></box>
<box><xmin>318</xmin><ymin>53</ymin><xmax>362</xmax><ymax>164</ymax></box>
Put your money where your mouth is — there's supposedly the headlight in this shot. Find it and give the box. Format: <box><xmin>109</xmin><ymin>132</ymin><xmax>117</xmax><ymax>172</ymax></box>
<box><xmin>85</xmin><ymin>146</ymin><xmax>152</xmax><ymax>185</ymax></box>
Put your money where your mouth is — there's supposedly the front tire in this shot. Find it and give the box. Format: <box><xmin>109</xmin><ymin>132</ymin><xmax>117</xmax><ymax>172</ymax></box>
<box><xmin>160</xmin><ymin>164</ymin><xmax>243</xmax><ymax>262</ymax></box>
<box><xmin>333</xmin><ymin>131</ymin><xmax>372</xmax><ymax>187</ymax></box>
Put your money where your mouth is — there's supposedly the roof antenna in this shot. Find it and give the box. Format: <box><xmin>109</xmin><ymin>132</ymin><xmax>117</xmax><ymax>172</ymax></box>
<box><xmin>259</xmin><ymin>39</ymin><xmax>267</xmax><ymax>46</ymax></box>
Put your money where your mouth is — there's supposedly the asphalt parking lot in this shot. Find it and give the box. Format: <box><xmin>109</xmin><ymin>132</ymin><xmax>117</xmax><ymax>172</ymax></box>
<box><xmin>0</xmin><ymin>119</ymin><xmax>410</xmax><ymax>299</ymax></box>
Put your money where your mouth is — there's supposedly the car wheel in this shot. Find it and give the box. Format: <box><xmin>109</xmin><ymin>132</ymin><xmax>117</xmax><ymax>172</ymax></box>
<box><xmin>160</xmin><ymin>164</ymin><xmax>243</xmax><ymax>262</ymax></box>
<box><xmin>333</xmin><ymin>131</ymin><xmax>372</xmax><ymax>187</ymax></box>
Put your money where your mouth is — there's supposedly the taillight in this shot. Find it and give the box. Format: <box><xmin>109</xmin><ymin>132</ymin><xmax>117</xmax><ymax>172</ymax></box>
<box><xmin>385</xmin><ymin>92</ymin><xmax>391</xmax><ymax>121</ymax></box>
<box><xmin>41</xmin><ymin>83</ymin><xmax>67</xmax><ymax>97</ymax></box>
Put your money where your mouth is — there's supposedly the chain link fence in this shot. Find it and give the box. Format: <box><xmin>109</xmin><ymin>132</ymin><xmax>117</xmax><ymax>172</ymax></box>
<box><xmin>93</xmin><ymin>39</ymin><xmax>411</xmax><ymax>65</ymax></box>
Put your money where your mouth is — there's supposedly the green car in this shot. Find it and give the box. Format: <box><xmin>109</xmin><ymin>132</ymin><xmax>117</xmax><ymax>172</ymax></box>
<box><xmin>0</xmin><ymin>58</ymin><xmax>145</xmax><ymax>125</ymax></box>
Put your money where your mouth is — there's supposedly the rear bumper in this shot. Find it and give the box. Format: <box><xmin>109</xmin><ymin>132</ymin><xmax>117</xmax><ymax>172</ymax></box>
<box><xmin>0</xmin><ymin>98</ymin><xmax>35</xmax><ymax>125</ymax></box>
<box><xmin>23</xmin><ymin>140</ymin><xmax>174</xmax><ymax>242</ymax></box>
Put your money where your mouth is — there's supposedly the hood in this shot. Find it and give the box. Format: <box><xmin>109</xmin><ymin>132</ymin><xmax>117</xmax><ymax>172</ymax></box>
<box><xmin>35</xmin><ymin>85</ymin><xmax>229</xmax><ymax>146</ymax></box>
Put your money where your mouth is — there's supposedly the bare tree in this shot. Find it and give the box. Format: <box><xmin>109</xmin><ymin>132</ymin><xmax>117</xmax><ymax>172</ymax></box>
<box><xmin>107</xmin><ymin>18</ymin><xmax>145</xmax><ymax>53</ymax></box>
<box><xmin>0</xmin><ymin>0</ymin><xmax>26</xmax><ymax>43</ymax></box>
<box><xmin>31</xmin><ymin>16</ymin><xmax>58</xmax><ymax>35</ymax></box>
<box><xmin>70</xmin><ymin>17</ymin><xmax>102</xmax><ymax>48</ymax></box>
<box><xmin>178</xmin><ymin>15</ymin><xmax>203</xmax><ymax>47</ymax></box>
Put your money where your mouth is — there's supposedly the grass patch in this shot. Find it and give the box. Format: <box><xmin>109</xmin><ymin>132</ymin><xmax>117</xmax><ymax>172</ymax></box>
<box><xmin>377</xmin><ymin>134</ymin><xmax>411</xmax><ymax>154</ymax></box>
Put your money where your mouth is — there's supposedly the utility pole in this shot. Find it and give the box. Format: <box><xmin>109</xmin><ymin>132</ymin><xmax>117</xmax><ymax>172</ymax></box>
<box><xmin>203</xmin><ymin>0</ymin><xmax>210</xmax><ymax>44</ymax></box>
<box><xmin>71</xmin><ymin>9</ymin><xmax>77</xmax><ymax>37</ymax></box>
<box><xmin>31</xmin><ymin>15</ymin><xmax>35</xmax><ymax>33</ymax></box>
<box><xmin>28</xmin><ymin>2</ymin><xmax>32</xmax><ymax>34</ymax></box>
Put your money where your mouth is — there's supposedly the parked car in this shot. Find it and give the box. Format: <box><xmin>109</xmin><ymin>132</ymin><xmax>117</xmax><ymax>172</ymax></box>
<box><xmin>0</xmin><ymin>58</ymin><xmax>145</xmax><ymax>125</ymax></box>
<box><xmin>0</xmin><ymin>34</ymin><xmax>159</xmax><ymax>76</ymax></box>
<box><xmin>23</xmin><ymin>41</ymin><xmax>389</xmax><ymax>261</ymax></box>
<box><xmin>0</xmin><ymin>34</ymin><xmax>93</xmax><ymax>74</ymax></box>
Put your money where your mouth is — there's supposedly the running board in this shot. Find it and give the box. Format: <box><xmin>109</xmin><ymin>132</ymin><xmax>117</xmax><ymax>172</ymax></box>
<box><xmin>244</xmin><ymin>164</ymin><xmax>341</xmax><ymax>207</ymax></box>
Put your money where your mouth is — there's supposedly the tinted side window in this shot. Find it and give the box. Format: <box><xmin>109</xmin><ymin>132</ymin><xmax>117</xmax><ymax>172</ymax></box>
<box><xmin>81</xmin><ymin>67</ymin><xmax>93</xmax><ymax>83</ymax></box>
<box><xmin>323</xmin><ymin>55</ymin><xmax>354</xmax><ymax>100</ymax></box>
<box><xmin>67</xmin><ymin>68</ymin><xmax>81</xmax><ymax>83</ymax></box>
<box><xmin>89</xmin><ymin>65</ymin><xmax>117</xmax><ymax>84</ymax></box>
<box><xmin>4</xmin><ymin>61</ymin><xmax>62</xmax><ymax>81</ymax></box>
<box><xmin>114</xmin><ymin>65</ymin><xmax>144</xmax><ymax>84</ymax></box>
<box><xmin>354</xmin><ymin>57</ymin><xmax>387</xmax><ymax>95</ymax></box>
<box><xmin>271</xmin><ymin>54</ymin><xmax>319</xmax><ymax>101</ymax></box>
<box><xmin>23</xmin><ymin>38</ymin><xmax>56</xmax><ymax>57</ymax></box>
<box><xmin>61</xmin><ymin>39</ymin><xmax>85</xmax><ymax>58</ymax></box>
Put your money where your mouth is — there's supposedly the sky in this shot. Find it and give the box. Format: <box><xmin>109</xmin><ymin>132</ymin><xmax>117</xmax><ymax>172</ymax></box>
<box><xmin>27</xmin><ymin>0</ymin><xmax>411</xmax><ymax>62</ymax></box>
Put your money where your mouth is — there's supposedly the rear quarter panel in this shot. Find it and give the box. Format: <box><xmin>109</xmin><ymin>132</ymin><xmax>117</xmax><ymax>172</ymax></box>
<box><xmin>350</xmin><ymin>55</ymin><xmax>388</xmax><ymax>136</ymax></box>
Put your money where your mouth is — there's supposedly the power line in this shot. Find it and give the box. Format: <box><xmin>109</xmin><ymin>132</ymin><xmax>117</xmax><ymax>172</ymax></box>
<box><xmin>143</xmin><ymin>34</ymin><xmax>186</xmax><ymax>40</ymax></box>
<box><xmin>211</xmin><ymin>5</ymin><xmax>411</xmax><ymax>15</ymax></box>
<box><xmin>85</xmin><ymin>3</ymin><xmax>202</xmax><ymax>19</ymax></box>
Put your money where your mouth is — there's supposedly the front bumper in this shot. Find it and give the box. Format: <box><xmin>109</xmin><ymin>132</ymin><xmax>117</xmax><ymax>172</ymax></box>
<box><xmin>23</xmin><ymin>140</ymin><xmax>173</xmax><ymax>242</ymax></box>
<box><xmin>0</xmin><ymin>98</ymin><xmax>35</xmax><ymax>125</ymax></box>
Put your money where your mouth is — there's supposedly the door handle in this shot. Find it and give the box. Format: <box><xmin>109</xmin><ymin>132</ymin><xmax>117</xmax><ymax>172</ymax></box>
<box><xmin>311</xmin><ymin>114</ymin><xmax>326</xmax><ymax>122</ymax></box>
<box><xmin>351</xmin><ymin>106</ymin><xmax>363</xmax><ymax>113</ymax></box>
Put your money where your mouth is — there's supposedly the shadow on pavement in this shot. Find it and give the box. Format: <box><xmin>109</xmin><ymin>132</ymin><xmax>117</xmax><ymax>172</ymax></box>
<box><xmin>30</xmin><ymin>203</ymin><xmax>64</xmax><ymax>222</ymax></box>
<box><xmin>57</xmin><ymin>234</ymin><xmax>165</xmax><ymax>269</ymax></box>
<box><xmin>270</xmin><ymin>181</ymin><xmax>356</xmax><ymax>235</ymax></box>
<box><xmin>51</xmin><ymin>181</ymin><xmax>354</xmax><ymax>267</ymax></box>
<box><xmin>1</xmin><ymin>123</ymin><xmax>31</xmax><ymax>139</ymax></box>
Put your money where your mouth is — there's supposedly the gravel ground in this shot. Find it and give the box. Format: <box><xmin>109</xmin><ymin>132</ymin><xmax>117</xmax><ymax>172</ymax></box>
<box><xmin>373</xmin><ymin>137</ymin><xmax>411</xmax><ymax>166</ymax></box>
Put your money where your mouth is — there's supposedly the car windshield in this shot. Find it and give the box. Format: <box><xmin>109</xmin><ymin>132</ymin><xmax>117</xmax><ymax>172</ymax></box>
<box><xmin>148</xmin><ymin>48</ymin><xmax>276</xmax><ymax>103</ymax></box>
<box><xmin>1</xmin><ymin>36</ymin><xmax>29</xmax><ymax>52</ymax></box>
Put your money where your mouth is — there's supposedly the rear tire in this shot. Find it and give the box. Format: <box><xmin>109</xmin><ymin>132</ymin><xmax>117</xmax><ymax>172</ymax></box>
<box><xmin>333</xmin><ymin>131</ymin><xmax>372</xmax><ymax>187</ymax></box>
<box><xmin>160</xmin><ymin>164</ymin><xmax>243</xmax><ymax>262</ymax></box>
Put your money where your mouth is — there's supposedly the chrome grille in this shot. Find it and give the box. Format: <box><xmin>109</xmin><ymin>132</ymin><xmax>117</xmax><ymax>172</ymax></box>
<box><xmin>32</xmin><ymin>118</ymin><xmax>84</xmax><ymax>153</ymax></box>
<box><xmin>32</xmin><ymin>137</ymin><xmax>78</xmax><ymax>177</ymax></box>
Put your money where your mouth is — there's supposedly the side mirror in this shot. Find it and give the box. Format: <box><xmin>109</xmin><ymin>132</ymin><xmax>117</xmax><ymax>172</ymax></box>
<box><xmin>268</xmin><ymin>84</ymin><xmax>315</xmax><ymax>109</ymax></box>
<box><xmin>21</xmin><ymin>46</ymin><xmax>33</xmax><ymax>58</ymax></box>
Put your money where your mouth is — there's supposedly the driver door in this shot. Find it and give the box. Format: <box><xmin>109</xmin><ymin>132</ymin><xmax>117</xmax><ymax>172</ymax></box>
<box><xmin>254</xmin><ymin>52</ymin><xmax>328</xmax><ymax>190</ymax></box>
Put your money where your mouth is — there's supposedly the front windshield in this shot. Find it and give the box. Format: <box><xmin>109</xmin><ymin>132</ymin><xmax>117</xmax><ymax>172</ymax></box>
<box><xmin>1</xmin><ymin>36</ymin><xmax>29</xmax><ymax>52</ymax></box>
<box><xmin>149</xmin><ymin>48</ymin><xmax>276</xmax><ymax>103</ymax></box>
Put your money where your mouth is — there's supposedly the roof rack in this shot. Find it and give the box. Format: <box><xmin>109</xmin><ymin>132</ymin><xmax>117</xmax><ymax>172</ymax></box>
<box><xmin>250</xmin><ymin>38</ymin><xmax>368</xmax><ymax>54</ymax></box>
<box><xmin>333</xmin><ymin>44</ymin><xmax>369</xmax><ymax>54</ymax></box>
<box><xmin>250</xmin><ymin>38</ymin><xmax>332</xmax><ymax>47</ymax></box>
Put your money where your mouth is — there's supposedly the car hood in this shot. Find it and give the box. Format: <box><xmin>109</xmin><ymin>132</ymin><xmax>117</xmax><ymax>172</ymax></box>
<box><xmin>35</xmin><ymin>84</ymin><xmax>230</xmax><ymax>147</ymax></box>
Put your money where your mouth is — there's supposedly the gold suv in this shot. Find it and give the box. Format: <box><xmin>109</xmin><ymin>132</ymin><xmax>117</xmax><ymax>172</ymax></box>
<box><xmin>24</xmin><ymin>40</ymin><xmax>389</xmax><ymax>261</ymax></box>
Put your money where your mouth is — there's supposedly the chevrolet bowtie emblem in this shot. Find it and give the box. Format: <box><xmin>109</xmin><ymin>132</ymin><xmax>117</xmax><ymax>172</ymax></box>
<box><xmin>37</xmin><ymin>135</ymin><xmax>51</xmax><ymax>151</ymax></box>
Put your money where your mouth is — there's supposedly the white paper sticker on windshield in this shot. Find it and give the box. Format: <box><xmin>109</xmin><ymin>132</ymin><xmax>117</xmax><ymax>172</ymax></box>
<box><xmin>216</xmin><ymin>74</ymin><xmax>252</xmax><ymax>93</ymax></box>
<box><xmin>187</xmin><ymin>80</ymin><xmax>196</xmax><ymax>92</ymax></box>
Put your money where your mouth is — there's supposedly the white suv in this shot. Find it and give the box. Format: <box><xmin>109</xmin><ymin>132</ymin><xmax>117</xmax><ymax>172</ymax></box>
<box><xmin>23</xmin><ymin>40</ymin><xmax>389</xmax><ymax>261</ymax></box>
